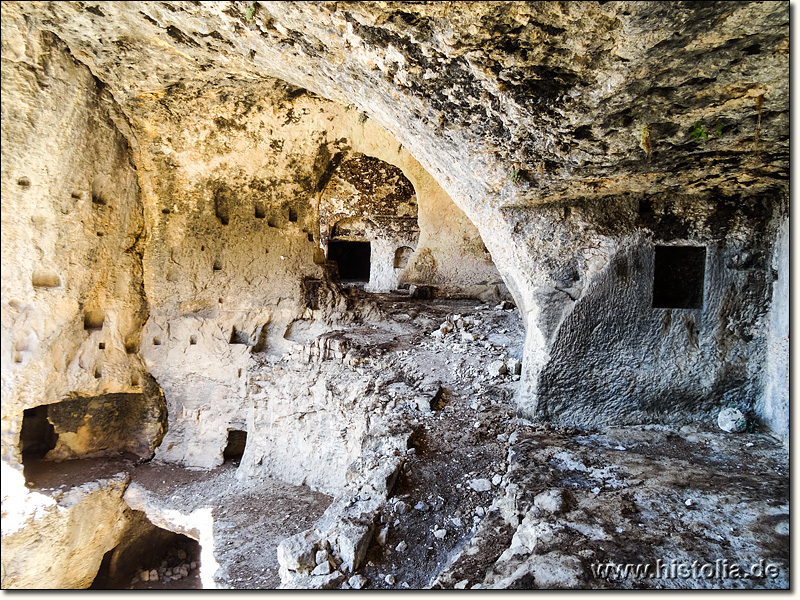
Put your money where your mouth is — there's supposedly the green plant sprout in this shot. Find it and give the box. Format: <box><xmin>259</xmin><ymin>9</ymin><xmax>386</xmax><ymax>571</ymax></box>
<box><xmin>358</xmin><ymin>112</ymin><xmax>368</xmax><ymax>123</ymax></box>
<box><xmin>344</xmin><ymin>104</ymin><xmax>353</xmax><ymax>112</ymax></box>
<box><xmin>509</xmin><ymin>169</ymin><xmax>522</xmax><ymax>184</ymax></box>
<box><xmin>691</xmin><ymin>122</ymin><xmax>708</xmax><ymax>140</ymax></box>
<box><xmin>246</xmin><ymin>2</ymin><xmax>257</xmax><ymax>22</ymax></box>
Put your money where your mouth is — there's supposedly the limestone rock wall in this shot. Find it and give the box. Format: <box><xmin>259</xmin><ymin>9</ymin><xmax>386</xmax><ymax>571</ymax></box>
<box><xmin>241</xmin><ymin>359</ymin><xmax>412</xmax><ymax>495</ymax></box>
<box><xmin>758</xmin><ymin>204</ymin><xmax>789</xmax><ymax>443</ymax></box>
<box><xmin>1</xmin><ymin>1</ymin><xmax>790</xmax><ymax>455</ymax></box>
<box><xmin>0</xmin><ymin>465</ymin><xmax>132</xmax><ymax>589</ymax></box>
<box><xmin>1</xmin><ymin>16</ymin><xmax>150</xmax><ymax>469</ymax></box>
<box><xmin>319</xmin><ymin>152</ymin><xmax>420</xmax><ymax>293</ymax></box>
<box><xmin>533</xmin><ymin>191</ymin><xmax>777</xmax><ymax>426</ymax></box>
<box><xmin>129</xmin><ymin>76</ymin><xmax>496</xmax><ymax>468</ymax></box>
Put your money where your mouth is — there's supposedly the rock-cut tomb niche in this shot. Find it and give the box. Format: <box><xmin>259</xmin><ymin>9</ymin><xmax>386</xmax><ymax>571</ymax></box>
<box><xmin>318</xmin><ymin>153</ymin><xmax>419</xmax><ymax>293</ymax></box>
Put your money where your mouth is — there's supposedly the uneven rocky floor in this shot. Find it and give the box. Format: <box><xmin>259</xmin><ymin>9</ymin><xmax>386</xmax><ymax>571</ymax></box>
<box><xmin>126</xmin><ymin>462</ymin><xmax>332</xmax><ymax>589</ymax></box>
<box><xmin>14</xmin><ymin>295</ymin><xmax>789</xmax><ymax>589</ymax></box>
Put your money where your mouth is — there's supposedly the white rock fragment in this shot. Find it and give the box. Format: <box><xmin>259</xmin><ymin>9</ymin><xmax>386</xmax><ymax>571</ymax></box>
<box><xmin>469</xmin><ymin>478</ymin><xmax>492</xmax><ymax>492</ymax></box>
<box><xmin>433</xmin><ymin>528</ymin><xmax>447</xmax><ymax>539</ymax></box>
<box><xmin>717</xmin><ymin>407</ymin><xmax>747</xmax><ymax>433</ymax></box>
<box><xmin>454</xmin><ymin>580</ymin><xmax>469</xmax><ymax>589</ymax></box>
<box><xmin>461</xmin><ymin>331</ymin><xmax>476</xmax><ymax>342</ymax></box>
<box><xmin>348</xmin><ymin>575</ymin><xmax>367</xmax><ymax>589</ymax></box>
<box><xmin>385</xmin><ymin>574</ymin><xmax>396</xmax><ymax>585</ymax></box>
<box><xmin>376</xmin><ymin>526</ymin><xmax>389</xmax><ymax>546</ymax></box>
<box><xmin>534</xmin><ymin>488</ymin><xmax>566</xmax><ymax>514</ymax></box>
<box><xmin>685</xmin><ymin>498</ymin><xmax>694</xmax><ymax>507</ymax></box>
<box><xmin>488</xmin><ymin>360</ymin><xmax>507</xmax><ymax>377</ymax></box>
<box><xmin>415</xmin><ymin>501</ymin><xmax>429</xmax><ymax>511</ymax></box>
<box><xmin>312</xmin><ymin>562</ymin><xmax>332</xmax><ymax>576</ymax></box>
<box><xmin>491</xmin><ymin>474</ymin><xmax>502</xmax><ymax>486</ymax></box>
<box><xmin>395</xmin><ymin>541</ymin><xmax>408</xmax><ymax>553</ymax></box>
<box><xmin>591</xmin><ymin>487</ymin><xmax>601</xmax><ymax>494</ymax></box>
<box><xmin>507</xmin><ymin>357</ymin><xmax>522</xmax><ymax>375</ymax></box>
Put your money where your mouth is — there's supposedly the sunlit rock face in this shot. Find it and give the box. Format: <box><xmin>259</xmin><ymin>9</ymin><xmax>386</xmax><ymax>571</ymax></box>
<box><xmin>1</xmin><ymin>25</ymin><xmax>151</xmax><ymax>469</ymax></box>
<box><xmin>1</xmin><ymin>1</ymin><xmax>789</xmax><ymax>475</ymax></box>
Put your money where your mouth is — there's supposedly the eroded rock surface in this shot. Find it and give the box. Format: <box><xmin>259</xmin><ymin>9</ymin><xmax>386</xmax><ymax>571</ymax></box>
<box><xmin>0</xmin><ymin>0</ymin><xmax>789</xmax><ymax>591</ymax></box>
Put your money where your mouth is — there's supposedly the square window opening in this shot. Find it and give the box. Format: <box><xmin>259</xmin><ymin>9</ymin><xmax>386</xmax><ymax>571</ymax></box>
<box><xmin>652</xmin><ymin>245</ymin><xmax>706</xmax><ymax>309</ymax></box>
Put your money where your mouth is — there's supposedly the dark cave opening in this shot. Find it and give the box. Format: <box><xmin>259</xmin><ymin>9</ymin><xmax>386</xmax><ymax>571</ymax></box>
<box><xmin>20</xmin><ymin>405</ymin><xmax>58</xmax><ymax>461</ymax></box>
<box><xmin>223</xmin><ymin>429</ymin><xmax>247</xmax><ymax>463</ymax></box>
<box><xmin>90</xmin><ymin>511</ymin><xmax>202</xmax><ymax>589</ymax></box>
<box><xmin>328</xmin><ymin>240</ymin><xmax>371</xmax><ymax>282</ymax></box>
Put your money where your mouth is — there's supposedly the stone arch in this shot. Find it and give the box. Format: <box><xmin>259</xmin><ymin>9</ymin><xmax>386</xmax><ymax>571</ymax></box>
<box><xmin>3</xmin><ymin>1</ymin><xmax>784</xmax><ymax>429</ymax></box>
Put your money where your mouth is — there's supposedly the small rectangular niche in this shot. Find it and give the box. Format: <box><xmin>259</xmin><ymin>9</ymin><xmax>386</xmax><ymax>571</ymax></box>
<box><xmin>394</xmin><ymin>246</ymin><xmax>413</xmax><ymax>269</ymax></box>
<box><xmin>652</xmin><ymin>245</ymin><xmax>706</xmax><ymax>309</ymax></box>
<box><xmin>213</xmin><ymin>259</ymin><xmax>223</xmax><ymax>271</ymax></box>
<box><xmin>214</xmin><ymin>188</ymin><xmax>230</xmax><ymax>225</ymax></box>
<box><xmin>255</xmin><ymin>202</ymin><xmax>266</xmax><ymax>219</ymax></box>
<box><xmin>639</xmin><ymin>199</ymin><xmax>654</xmax><ymax>215</ymax></box>
<box><xmin>32</xmin><ymin>269</ymin><xmax>61</xmax><ymax>288</ymax></box>
<box><xmin>84</xmin><ymin>309</ymin><xmax>105</xmax><ymax>331</ymax></box>
<box><xmin>229</xmin><ymin>327</ymin><xmax>249</xmax><ymax>345</ymax></box>
<box><xmin>288</xmin><ymin>206</ymin><xmax>298</xmax><ymax>222</ymax></box>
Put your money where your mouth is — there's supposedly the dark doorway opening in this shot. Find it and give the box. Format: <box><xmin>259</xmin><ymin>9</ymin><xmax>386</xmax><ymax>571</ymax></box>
<box><xmin>223</xmin><ymin>429</ymin><xmax>247</xmax><ymax>463</ymax></box>
<box><xmin>652</xmin><ymin>245</ymin><xmax>706</xmax><ymax>309</ymax></box>
<box><xmin>91</xmin><ymin>511</ymin><xmax>202</xmax><ymax>589</ymax></box>
<box><xmin>328</xmin><ymin>240</ymin><xmax>371</xmax><ymax>282</ymax></box>
<box><xmin>20</xmin><ymin>405</ymin><xmax>58</xmax><ymax>462</ymax></box>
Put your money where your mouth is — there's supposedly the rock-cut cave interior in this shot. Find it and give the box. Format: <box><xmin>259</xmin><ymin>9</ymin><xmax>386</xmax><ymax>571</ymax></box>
<box><xmin>0</xmin><ymin>0</ymin><xmax>789</xmax><ymax>590</ymax></box>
